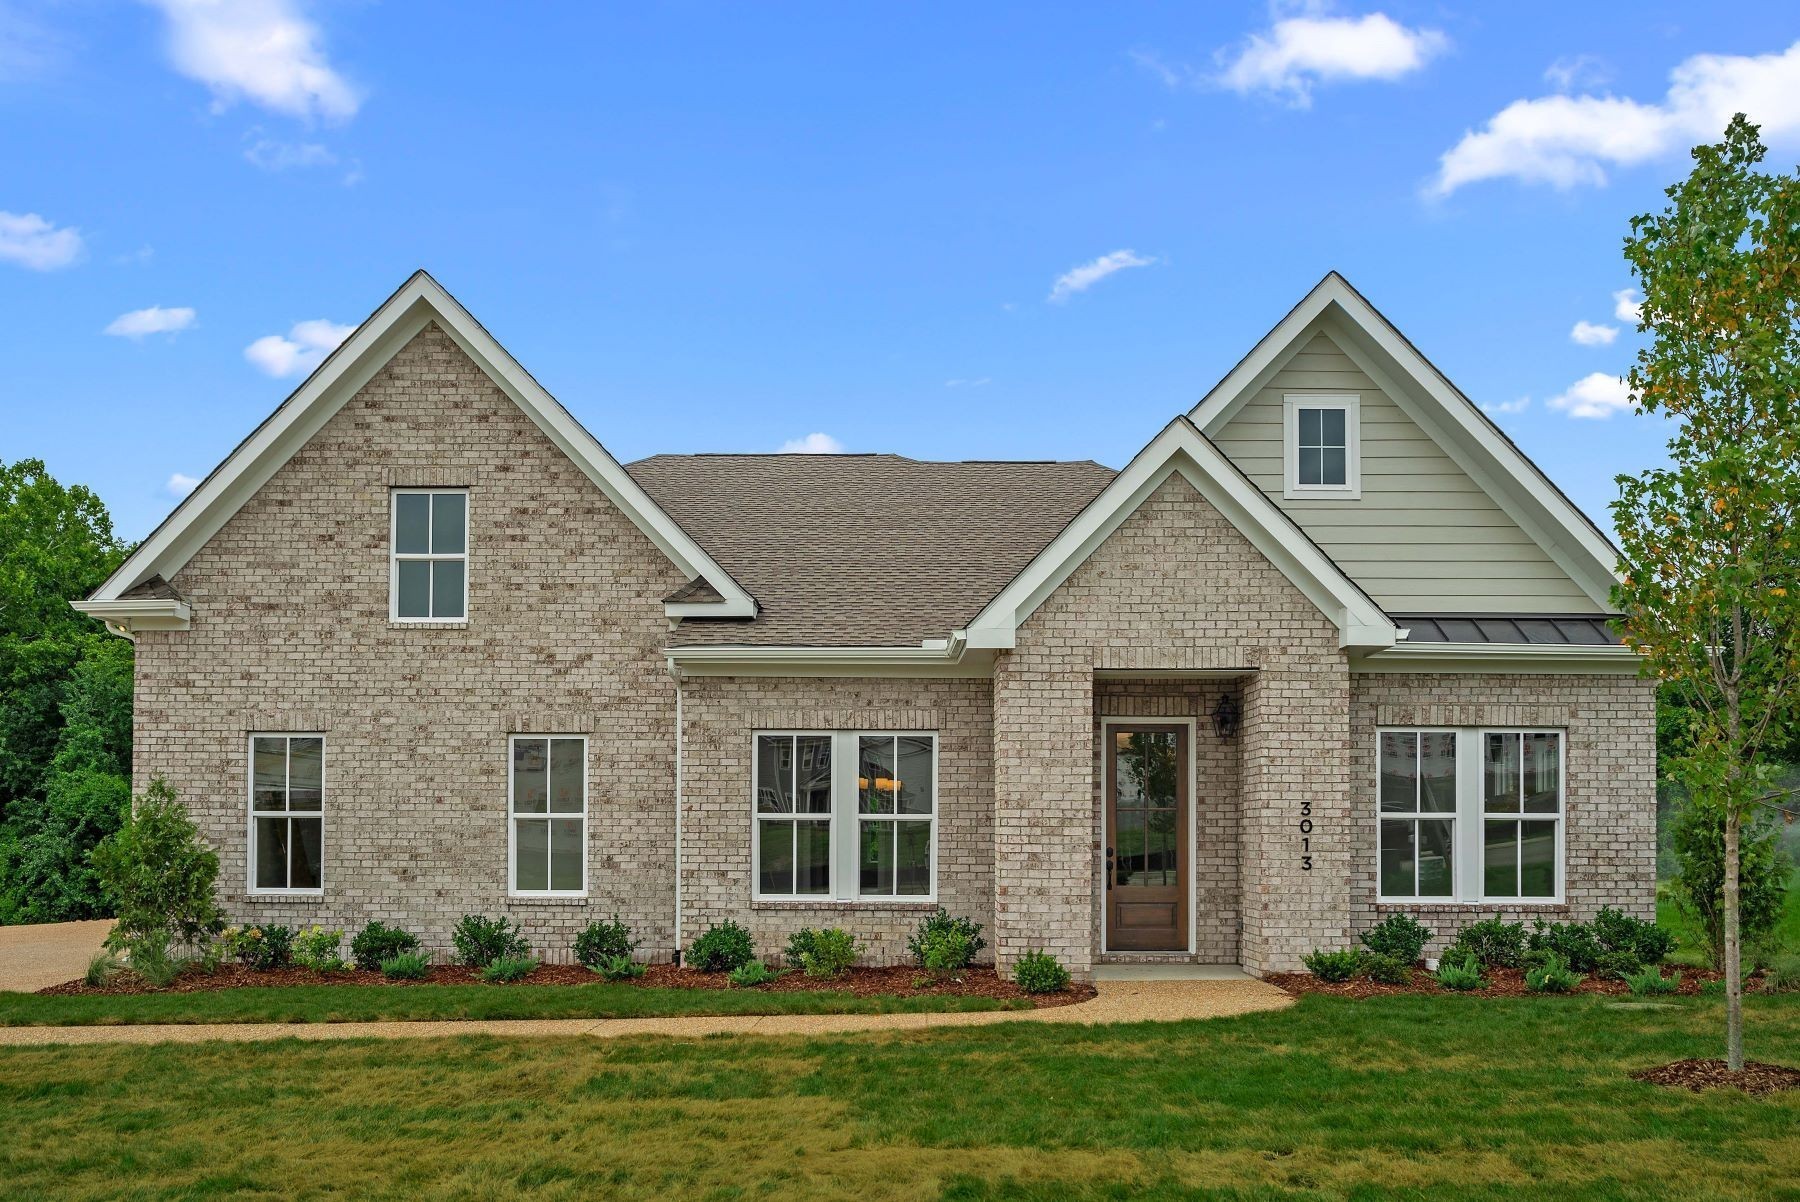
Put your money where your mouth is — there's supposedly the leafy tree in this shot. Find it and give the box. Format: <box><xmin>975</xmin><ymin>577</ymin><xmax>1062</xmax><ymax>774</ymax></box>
<box><xmin>90</xmin><ymin>778</ymin><xmax>223</xmax><ymax>970</ymax></box>
<box><xmin>1612</xmin><ymin>115</ymin><xmax>1800</xmax><ymax>1070</ymax></box>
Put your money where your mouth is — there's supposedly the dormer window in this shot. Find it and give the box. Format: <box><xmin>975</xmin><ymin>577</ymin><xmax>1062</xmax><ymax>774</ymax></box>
<box><xmin>1284</xmin><ymin>394</ymin><xmax>1360</xmax><ymax>499</ymax></box>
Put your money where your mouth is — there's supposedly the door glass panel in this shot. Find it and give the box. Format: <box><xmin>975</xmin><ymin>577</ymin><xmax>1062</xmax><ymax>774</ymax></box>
<box><xmin>513</xmin><ymin>739</ymin><xmax>547</xmax><ymax>813</ymax></box>
<box><xmin>290</xmin><ymin>817</ymin><xmax>322</xmax><ymax>889</ymax></box>
<box><xmin>896</xmin><ymin>736</ymin><xmax>933</xmax><ymax>815</ymax></box>
<box><xmin>515</xmin><ymin>818</ymin><xmax>549</xmax><ymax>891</ymax></box>
<box><xmin>1378</xmin><ymin>731</ymin><xmax>1416</xmax><ymax>812</ymax></box>
<box><xmin>1114</xmin><ymin>808</ymin><xmax>1145</xmax><ymax>883</ymax></box>
<box><xmin>1484</xmin><ymin>820</ymin><xmax>1519</xmax><ymax>897</ymax></box>
<box><xmin>758</xmin><ymin>820</ymin><xmax>793</xmax><ymax>894</ymax></box>
<box><xmin>859</xmin><ymin>736</ymin><xmax>895</xmax><ymax>814</ymax></box>
<box><xmin>1379</xmin><ymin>818</ymin><xmax>1415</xmax><ymax>896</ymax></box>
<box><xmin>1143</xmin><ymin>805</ymin><xmax>1177</xmax><ymax>886</ymax></box>
<box><xmin>796</xmin><ymin>736</ymin><xmax>832</xmax><ymax>813</ymax></box>
<box><xmin>797</xmin><ymin>820</ymin><xmax>831</xmax><ymax>895</ymax></box>
<box><xmin>755</xmin><ymin>736</ymin><xmax>793</xmax><ymax>813</ymax></box>
<box><xmin>549</xmin><ymin>818</ymin><xmax>582</xmax><ymax>890</ymax></box>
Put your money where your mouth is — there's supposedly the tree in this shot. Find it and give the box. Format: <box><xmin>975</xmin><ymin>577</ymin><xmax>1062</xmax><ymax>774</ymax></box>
<box><xmin>90</xmin><ymin>778</ymin><xmax>223</xmax><ymax>972</ymax></box>
<box><xmin>1612</xmin><ymin>115</ymin><xmax>1800</xmax><ymax>1070</ymax></box>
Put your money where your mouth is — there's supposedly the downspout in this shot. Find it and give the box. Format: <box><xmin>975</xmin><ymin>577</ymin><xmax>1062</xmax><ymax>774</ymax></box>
<box><xmin>670</xmin><ymin>658</ymin><xmax>685</xmax><ymax>966</ymax></box>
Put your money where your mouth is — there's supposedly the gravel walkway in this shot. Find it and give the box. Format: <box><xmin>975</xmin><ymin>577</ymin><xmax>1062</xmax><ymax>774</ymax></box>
<box><xmin>0</xmin><ymin>977</ymin><xmax>1292</xmax><ymax>1046</ymax></box>
<box><xmin>0</xmin><ymin>920</ymin><xmax>113</xmax><ymax>994</ymax></box>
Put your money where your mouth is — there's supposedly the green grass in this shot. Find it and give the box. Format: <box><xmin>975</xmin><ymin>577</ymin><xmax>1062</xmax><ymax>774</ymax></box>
<box><xmin>1658</xmin><ymin>867</ymin><xmax>1800</xmax><ymax>968</ymax></box>
<box><xmin>0</xmin><ymin>992</ymin><xmax>1795</xmax><ymax>1199</ymax></box>
<box><xmin>0</xmin><ymin>980</ymin><xmax>1029</xmax><ymax>1026</ymax></box>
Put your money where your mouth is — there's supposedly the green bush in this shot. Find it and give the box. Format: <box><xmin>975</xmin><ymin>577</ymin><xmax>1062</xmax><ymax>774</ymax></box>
<box><xmin>1012</xmin><ymin>950</ymin><xmax>1071</xmax><ymax>994</ymax></box>
<box><xmin>787</xmin><ymin>927</ymin><xmax>857</xmax><ymax>978</ymax></box>
<box><xmin>1301</xmin><ymin>948</ymin><xmax>1366</xmax><ymax>983</ymax></box>
<box><xmin>130</xmin><ymin>943</ymin><xmax>184</xmax><ymax>989</ymax></box>
<box><xmin>223</xmin><ymin>924</ymin><xmax>295</xmax><ymax>971</ymax></box>
<box><xmin>593</xmin><ymin>954</ymin><xmax>644</xmax><ymax>981</ymax></box>
<box><xmin>1594</xmin><ymin>949</ymin><xmax>1644</xmax><ymax>981</ymax></box>
<box><xmin>83</xmin><ymin>950</ymin><xmax>122</xmax><ymax>988</ymax></box>
<box><xmin>906</xmin><ymin>908</ymin><xmax>986</xmax><ymax>968</ymax></box>
<box><xmin>479</xmin><ymin>955</ymin><xmax>539</xmax><ymax>983</ymax></box>
<box><xmin>1592</xmin><ymin>906</ymin><xmax>1677</xmax><ymax>965</ymax></box>
<box><xmin>1446</xmin><ymin>919</ymin><xmax>1527</xmax><ymax>969</ymax></box>
<box><xmin>728</xmin><ymin>960</ymin><xmax>776</xmax><ymax>988</ymax></box>
<box><xmin>573</xmin><ymin>916</ymin><xmax>639</xmax><ymax>969</ymax></box>
<box><xmin>292</xmin><ymin>926</ymin><xmax>347</xmax><ymax>972</ymax></box>
<box><xmin>90</xmin><ymin>779</ymin><xmax>224</xmax><ymax>970</ymax></box>
<box><xmin>1525</xmin><ymin>952</ymin><xmax>1583</xmax><ymax>993</ymax></box>
<box><xmin>350</xmin><ymin>921</ymin><xmax>420</xmax><ymax>972</ymax></box>
<box><xmin>687</xmin><ymin>920</ymin><xmax>755</xmax><ymax>972</ymax></box>
<box><xmin>1625</xmin><ymin>965</ymin><xmax>1681</xmax><ymax>996</ymax></box>
<box><xmin>1434</xmin><ymin>952</ymin><xmax>1485</xmax><ymax>992</ymax></box>
<box><xmin>1527</xmin><ymin>919</ymin><xmax>1601</xmax><ymax>973</ymax></box>
<box><xmin>1360</xmin><ymin>915</ymin><xmax>1432</xmax><ymax>965</ymax></box>
<box><xmin>1520</xmin><ymin>946</ymin><xmax>1553</xmax><ymax>973</ymax></box>
<box><xmin>1364</xmin><ymin>952</ymin><xmax>1413</xmax><ymax>985</ymax></box>
<box><xmin>1667</xmin><ymin>792</ymin><xmax>1791</xmax><ymax>968</ymax></box>
<box><xmin>1768</xmin><ymin>955</ymin><xmax>1800</xmax><ymax>993</ymax></box>
<box><xmin>919</xmin><ymin>926</ymin><xmax>975</xmax><ymax>975</ymax></box>
<box><xmin>380</xmin><ymin>950</ymin><xmax>432</xmax><ymax>980</ymax></box>
<box><xmin>451</xmin><ymin>915</ymin><xmax>529</xmax><ymax>967</ymax></box>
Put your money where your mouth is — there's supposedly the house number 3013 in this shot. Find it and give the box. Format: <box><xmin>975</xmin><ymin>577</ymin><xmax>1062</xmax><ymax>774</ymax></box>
<box><xmin>1299</xmin><ymin>801</ymin><xmax>1314</xmax><ymax>871</ymax></box>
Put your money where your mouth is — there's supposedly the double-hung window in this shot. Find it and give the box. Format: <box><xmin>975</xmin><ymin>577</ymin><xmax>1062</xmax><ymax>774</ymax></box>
<box><xmin>509</xmin><ymin>736</ymin><xmax>587</xmax><ymax>895</ymax></box>
<box><xmin>1284</xmin><ymin>394</ymin><xmax>1360</xmax><ymax>498</ymax></box>
<box><xmin>753</xmin><ymin>731</ymin><xmax>937</xmax><ymax>901</ymax></box>
<box><xmin>249</xmin><ymin>734</ymin><xmax>324</xmax><ymax>893</ymax></box>
<box><xmin>1377</xmin><ymin>728</ymin><xmax>1564</xmax><ymax>903</ymax></box>
<box><xmin>392</xmin><ymin>489</ymin><xmax>467</xmax><ymax>621</ymax></box>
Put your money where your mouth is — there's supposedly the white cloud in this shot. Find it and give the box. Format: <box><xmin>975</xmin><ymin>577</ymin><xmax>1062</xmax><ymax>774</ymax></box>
<box><xmin>166</xmin><ymin>472</ymin><xmax>201</xmax><ymax>497</ymax></box>
<box><xmin>1216</xmin><ymin>7</ymin><xmax>1448</xmax><ymax>106</ymax></box>
<box><xmin>244</xmin><ymin>137</ymin><xmax>335</xmax><ymax>170</ymax></box>
<box><xmin>776</xmin><ymin>432</ymin><xmax>845</xmax><ymax>454</ymax></box>
<box><xmin>1544</xmin><ymin>54</ymin><xmax>1610</xmax><ymax>93</ymax></box>
<box><xmin>945</xmin><ymin>377</ymin><xmax>991</xmax><ymax>389</ymax></box>
<box><xmin>105</xmin><ymin>305</ymin><xmax>197</xmax><ymax>339</ymax></box>
<box><xmin>1048</xmin><ymin>249</ymin><xmax>1155</xmax><ymax>303</ymax></box>
<box><xmin>1482</xmin><ymin>396</ymin><xmax>1530</xmax><ymax>416</ymax></box>
<box><xmin>0</xmin><ymin>210</ymin><xmax>82</xmax><ymax>270</ymax></box>
<box><xmin>244</xmin><ymin>317</ymin><xmax>353</xmax><ymax>377</ymax></box>
<box><xmin>1130</xmin><ymin>48</ymin><xmax>1187</xmax><ymax>89</ymax></box>
<box><xmin>146</xmin><ymin>0</ymin><xmax>360</xmax><ymax>121</ymax></box>
<box><xmin>1432</xmin><ymin>40</ymin><xmax>1800</xmax><ymax>195</ymax></box>
<box><xmin>1613</xmin><ymin>287</ymin><xmax>1643</xmax><ymax>323</ymax></box>
<box><xmin>1547</xmin><ymin>372</ymin><xmax>1634</xmax><ymax>419</ymax></box>
<box><xmin>1569</xmin><ymin>320</ymin><xmax>1618</xmax><ymax>347</ymax></box>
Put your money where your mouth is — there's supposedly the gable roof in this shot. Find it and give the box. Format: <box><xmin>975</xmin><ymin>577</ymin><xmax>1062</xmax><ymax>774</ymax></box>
<box><xmin>76</xmin><ymin>271</ymin><xmax>756</xmax><ymax>627</ymax></box>
<box><xmin>628</xmin><ymin>453</ymin><xmax>1115</xmax><ymax>647</ymax></box>
<box><xmin>1190</xmin><ymin>271</ymin><xmax>1621</xmax><ymax>610</ymax></box>
<box><xmin>960</xmin><ymin>417</ymin><xmax>1398</xmax><ymax>653</ymax></box>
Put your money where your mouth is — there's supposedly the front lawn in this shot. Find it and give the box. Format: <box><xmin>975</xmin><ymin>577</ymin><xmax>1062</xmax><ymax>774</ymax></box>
<box><xmin>1</xmin><ymin>992</ymin><xmax>1795</xmax><ymax>1199</ymax></box>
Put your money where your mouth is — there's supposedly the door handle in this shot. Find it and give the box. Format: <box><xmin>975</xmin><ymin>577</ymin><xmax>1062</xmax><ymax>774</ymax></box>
<box><xmin>1105</xmin><ymin>845</ymin><xmax>1114</xmax><ymax>891</ymax></box>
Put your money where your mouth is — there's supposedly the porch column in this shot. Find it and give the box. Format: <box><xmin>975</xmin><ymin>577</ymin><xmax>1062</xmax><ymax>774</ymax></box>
<box><xmin>1238</xmin><ymin>652</ymin><xmax>1352</xmax><ymax>973</ymax></box>
<box><xmin>991</xmin><ymin>651</ymin><xmax>1095</xmax><ymax>978</ymax></box>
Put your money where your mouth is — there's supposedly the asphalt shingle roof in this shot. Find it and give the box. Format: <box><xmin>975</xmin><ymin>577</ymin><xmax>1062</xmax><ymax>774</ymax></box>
<box><xmin>626</xmin><ymin>453</ymin><xmax>1117</xmax><ymax>647</ymax></box>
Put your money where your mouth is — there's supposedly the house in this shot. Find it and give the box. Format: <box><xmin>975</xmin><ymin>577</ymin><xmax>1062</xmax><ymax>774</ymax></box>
<box><xmin>74</xmin><ymin>270</ymin><xmax>1655</xmax><ymax>976</ymax></box>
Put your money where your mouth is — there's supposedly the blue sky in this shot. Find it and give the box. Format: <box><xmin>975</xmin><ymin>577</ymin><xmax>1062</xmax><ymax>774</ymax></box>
<box><xmin>5</xmin><ymin>2</ymin><xmax>1799</xmax><ymax>542</ymax></box>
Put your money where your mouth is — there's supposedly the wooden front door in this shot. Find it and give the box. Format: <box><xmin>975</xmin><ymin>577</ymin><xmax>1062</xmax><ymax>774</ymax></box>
<box><xmin>1105</xmin><ymin>724</ymin><xmax>1188</xmax><ymax>951</ymax></box>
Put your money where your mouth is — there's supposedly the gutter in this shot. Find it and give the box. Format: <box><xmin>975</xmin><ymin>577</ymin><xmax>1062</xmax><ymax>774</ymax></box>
<box><xmin>1353</xmin><ymin>641</ymin><xmax>1642</xmax><ymax>675</ymax></box>
<box><xmin>662</xmin><ymin>633</ymin><xmax>988</xmax><ymax>678</ymax></box>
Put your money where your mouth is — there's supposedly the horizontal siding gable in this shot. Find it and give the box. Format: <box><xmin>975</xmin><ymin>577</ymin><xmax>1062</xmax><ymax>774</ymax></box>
<box><xmin>1210</xmin><ymin>332</ymin><xmax>1602</xmax><ymax>613</ymax></box>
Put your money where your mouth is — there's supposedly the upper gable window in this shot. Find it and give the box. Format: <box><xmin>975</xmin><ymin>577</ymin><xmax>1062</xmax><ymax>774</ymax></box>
<box><xmin>1284</xmin><ymin>395</ymin><xmax>1360</xmax><ymax>499</ymax></box>
<box><xmin>391</xmin><ymin>489</ymin><xmax>467</xmax><ymax>622</ymax></box>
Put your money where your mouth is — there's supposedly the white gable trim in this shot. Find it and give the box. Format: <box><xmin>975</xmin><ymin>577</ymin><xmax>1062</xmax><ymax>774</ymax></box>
<box><xmin>79</xmin><ymin>271</ymin><xmax>756</xmax><ymax>621</ymax></box>
<box><xmin>960</xmin><ymin>418</ymin><xmax>1397</xmax><ymax>652</ymax></box>
<box><xmin>1190</xmin><ymin>273</ymin><xmax>1622</xmax><ymax>610</ymax></box>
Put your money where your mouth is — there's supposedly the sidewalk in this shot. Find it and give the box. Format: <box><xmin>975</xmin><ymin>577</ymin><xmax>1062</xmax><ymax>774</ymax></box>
<box><xmin>0</xmin><ymin>977</ymin><xmax>1293</xmax><ymax>1046</ymax></box>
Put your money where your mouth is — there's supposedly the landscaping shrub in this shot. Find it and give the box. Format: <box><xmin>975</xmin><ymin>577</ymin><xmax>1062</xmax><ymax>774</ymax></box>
<box><xmin>1520</xmin><ymin>947</ymin><xmax>1553</xmax><ymax>973</ymax></box>
<box><xmin>223</xmin><ymin>924</ymin><xmax>295</xmax><ymax>971</ymax></box>
<box><xmin>1768</xmin><ymin>954</ymin><xmax>1800</xmax><ymax>993</ymax></box>
<box><xmin>1594</xmin><ymin>949</ymin><xmax>1643</xmax><ymax>981</ymax></box>
<box><xmin>1434</xmin><ymin>952</ymin><xmax>1485</xmax><ymax>992</ymax></box>
<box><xmin>292</xmin><ymin>926</ymin><xmax>347</xmax><ymax>972</ymax></box>
<box><xmin>1592</xmin><ymin>906</ymin><xmax>1677</xmax><ymax>965</ymax></box>
<box><xmin>1364</xmin><ymin>952</ymin><xmax>1413</xmax><ymax>985</ymax></box>
<box><xmin>130</xmin><ymin>946</ymin><xmax>183</xmax><ymax>989</ymax></box>
<box><xmin>919</xmin><ymin>926</ymin><xmax>975</xmax><ymax>975</ymax></box>
<box><xmin>1625</xmin><ymin>965</ymin><xmax>1681</xmax><ymax>996</ymax></box>
<box><xmin>1525</xmin><ymin>952</ymin><xmax>1583</xmax><ymax>994</ymax></box>
<box><xmin>1527</xmin><ymin>919</ymin><xmax>1602</xmax><ymax>973</ymax></box>
<box><xmin>350</xmin><ymin>921</ymin><xmax>420</xmax><ymax>972</ymax></box>
<box><xmin>1012</xmin><ymin>950</ymin><xmax>1071</xmax><ymax>994</ymax></box>
<box><xmin>83</xmin><ymin>950</ymin><xmax>122</xmax><ymax>988</ymax></box>
<box><xmin>380</xmin><ymin>950</ymin><xmax>431</xmax><ymax>980</ymax></box>
<box><xmin>451</xmin><ymin>915</ymin><xmax>529</xmax><ymax>967</ymax></box>
<box><xmin>593</xmin><ymin>954</ymin><xmax>644</xmax><ymax>981</ymax></box>
<box><xmin>1360</xmin><ymin>915</ymin><xmax>1431</xmax><ymax>965</ymax></box>
<box><xmin>728</xmin><ymin>960</ymin><xmax>776</xmax><ymax>988</ymax></box>
<box><xmin>90</xmin><ymin>778</ymin><xmax>224</xmax><ymax>973</ymax></box>
<box><xmin>787</xmin><ymin>927</ymin><xmax>856</xmax><ymax>978</ymax></box>
<box><xmin>906</xmin><ymin>908</ymin><xmax>986</xmax><ymax>968</ymax></box>
<box><xmin>1446</xmin><ymin>919</ymin><xmax>1526</xmax><ymax>969</ymax></box>
<box><xmin>1667</xmin><ymin>791</ymin><xmax>1791</xmax><ymax>968</ymax></box>
<box><xmin>573</xmin><ymin>916</ymin><xmax>639</xmax><ymax>969</ymax></box>
<box><xmin>479</xmin><ymin>955</ymin><xmax>539</xmax><ymax>983</ymax></box>
<box><xmin>687</xmin><ymin>920</ymin><xmax>755</xmax><ymax>972</ymax></box>
<box><xmin>1301</xmin><ymin>949</ymin><xmax>1365</xmax><ymax>983</ymax></box>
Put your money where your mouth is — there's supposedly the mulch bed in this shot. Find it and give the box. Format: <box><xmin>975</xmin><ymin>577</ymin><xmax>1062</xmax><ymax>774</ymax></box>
<box><xmin>1266</xmin><ymin>964</ymin><xmax>1758</xmax><ymax>999</ymax></box>
<box><xmin>1630</xmin><ymin>1058</ymin><xmax>1800</xmax><ymax>1096</ymax></box>
<box><xmin>39</xmin><ymin>961</ymin><xmax>1093</xmax><ymax>1008</ymax></box>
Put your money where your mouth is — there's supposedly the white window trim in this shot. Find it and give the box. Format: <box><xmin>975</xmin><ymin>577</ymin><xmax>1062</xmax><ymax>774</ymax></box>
<box><xmin>750</xmin><ymin>730</ymin><xmax>939</xmax><ymax>904</ymax></box>
<box><xmin>1375</xmin><ymin>726</ymin><xmax>1566</xmax><ymax>906</ymax></box>
<box><xmin>1283</xmin><ymin>393</ymin><xmax>1361</xmax><ymax>500</ymax></box>
<box><xmin>246</xmin><ymin>732</ymin><xmax>326</xmax><ymax>897</ymax></box>
<box><xmin>507</xmin><ymin>734</ymin><xmax>590</xmax><ymax>898</ymax></box>
<box><xmin>389</xmin><ymin>487</ymin><xmax>470</xmax><ymax>624</ymax></box>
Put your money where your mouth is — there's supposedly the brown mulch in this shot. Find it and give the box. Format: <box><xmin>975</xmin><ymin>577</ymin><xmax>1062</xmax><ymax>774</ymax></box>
<box><xmin>1266</xmin><ymin>964</ymin><xmax>1756</xmax><ymax>999</ymax></box>
<box><xmin>39</xmin><ymin>961</ymin><xmax>1093</xmax><ymax>1008</ymax></box>
<box><xmin>1630</xmin><ymin>1058</ymin><xmax>1800</xmax><ymax>1096</ymax></box>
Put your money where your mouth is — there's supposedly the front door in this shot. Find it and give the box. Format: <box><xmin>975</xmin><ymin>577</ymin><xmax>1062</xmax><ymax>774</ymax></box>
<box><xmin>1105</xmin><ymin>724</ymin><xmax>1188</xmax><ymax>951</ymax></box>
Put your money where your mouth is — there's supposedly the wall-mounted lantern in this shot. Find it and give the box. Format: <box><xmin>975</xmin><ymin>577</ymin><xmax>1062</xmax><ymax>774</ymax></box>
<box><xmin>1211</xmin><ymin>694</ymin><xmax>1241</xmax><ymax>740</ymax></box>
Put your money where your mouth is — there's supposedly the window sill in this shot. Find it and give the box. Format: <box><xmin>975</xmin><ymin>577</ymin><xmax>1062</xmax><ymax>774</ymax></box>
<box><xmin>244</xmin><ymin>890</ymin><xmax>324</xmax><ymax>900</ymax></box>
<box><xmin>389</xmin><ymin>619</ymin><xmax>469</xmax><ymax>629</ymax></box>
<box><xmin>752</xmin><ymin>898</ymin><xmax>939</xmax><ymax>911</ymax></box>
<box><xmin>1376</xmin><ymin>898</ymin><xmax>1568</xmax><ymax>909</ymax></box>
<box><xmin>1282</xmin><ymin>487</ymin><xmax>1361</xmax><ymax>501</ymax></box>
<box><xmin>507</xmin><ymin>894</ymin><xmax>589</xmax><ymax>905</ymax></box>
